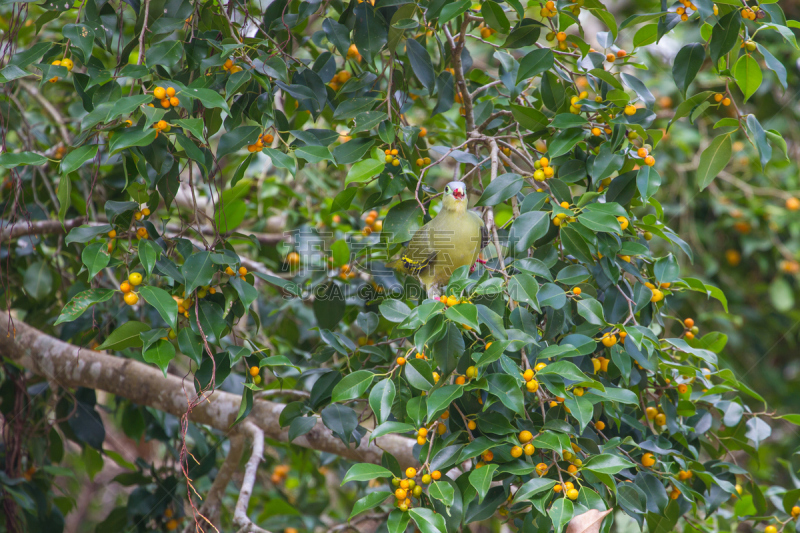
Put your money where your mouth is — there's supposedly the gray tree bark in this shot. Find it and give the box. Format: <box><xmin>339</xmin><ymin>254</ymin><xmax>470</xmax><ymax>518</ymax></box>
<box><xmin>0</xmin><ymin>319</ymin><xmax>417</xmax><ymax>467</ymax></box>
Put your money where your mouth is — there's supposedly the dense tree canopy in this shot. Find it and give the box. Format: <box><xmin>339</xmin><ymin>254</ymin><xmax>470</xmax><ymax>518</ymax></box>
<box><xmin>2</xmin><ymin>0</ymin><xmax>800</xmax><ymax>532</ymax></box>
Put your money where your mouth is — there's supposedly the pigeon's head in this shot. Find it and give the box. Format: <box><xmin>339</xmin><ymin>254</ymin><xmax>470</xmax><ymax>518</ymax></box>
<box><xmin>444</xmin><ymin>181</ymin><xmax>467</xmax><ymax>202</ymax></box>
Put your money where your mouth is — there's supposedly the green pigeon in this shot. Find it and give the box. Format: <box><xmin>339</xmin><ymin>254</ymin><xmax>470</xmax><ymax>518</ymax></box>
<box><xmin>388</xmin><ymin>181</ymin><xmax>488</xmax><ymax>298</ymax></box>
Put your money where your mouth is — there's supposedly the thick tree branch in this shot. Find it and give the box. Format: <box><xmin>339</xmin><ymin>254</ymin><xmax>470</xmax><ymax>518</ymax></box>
<box><xmin>0</xmin><ymin>320</ymin><xmax>417</xmax><ymax>467</ymax></box>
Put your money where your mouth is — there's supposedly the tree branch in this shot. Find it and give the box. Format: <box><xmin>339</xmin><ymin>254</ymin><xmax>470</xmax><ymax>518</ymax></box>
<box><xmin>0</xmin><ymin>319</ymin><xmax>417</xmax><ymax>467</ymax></box>
<box><xmin>256</xmin><ymin>389</ymin><xmax>310</xmax><ymax>400</ymax></box>
<box><xmin>18</xmin><ymin>80</ymin><xmax>72</xmax><ymax>142</ymax></box>
<box><xmin>185</xmin><ymin>435</ymin><xmax>245</xmax><ymax>533</ymax></box>
<box><xmin>0</xmin><ymin>217</ymin><xmax>86</xmax><ymax>242</ymax></box>
<box><xmin>0</xmin><ymin>218</ymin><xmax>290</xmax><ymax>280</ymax></box>
<box><xmin>233</xmin><ymin>422</ymin><xmax>269</xmax><ymax>533</ymax></box>
<box><xmin>0</xmin><ymin>218</ymin><xmax>286</xmax><ymax>245</ymax></box>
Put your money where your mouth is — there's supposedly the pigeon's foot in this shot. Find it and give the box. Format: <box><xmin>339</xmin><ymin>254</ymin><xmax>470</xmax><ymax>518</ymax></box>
<box><xmin>427</xmin><ymin>284</ymin><xmax>441</xmax><ymax>300</ymax></box>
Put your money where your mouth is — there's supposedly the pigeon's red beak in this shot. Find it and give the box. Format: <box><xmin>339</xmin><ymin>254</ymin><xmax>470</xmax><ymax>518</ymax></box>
<box><xmin>453</xmin><ymin>188</ymin><xmax>465</xmax><ymax>200</ymax></box>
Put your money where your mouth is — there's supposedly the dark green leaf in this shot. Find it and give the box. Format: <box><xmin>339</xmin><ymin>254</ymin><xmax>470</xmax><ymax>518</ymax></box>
<box><xmin>96</xmin><ymin>322</ymin><xmax>150</xmax><ymax>351</ymax></box>
<box><xmin>138</xmin><ymin>286</ymin><xmax>178</xmax><ymax>331</ymax></box>
<box><xmin>141</xmin><ymin>340</ymin><xmax>175</xmax><ymax>377</ymax></box>
<box><xmin>482</xmin><ymin>1</ymin><xmax>510</xmax><ymax>33</ymax></box>
<box><xmin>369</xmin><ymin>421</ymin><xmax>413</xmax><ymax>441</ymax></box>
<box><xmin>756</xmin><ymin>43</ymin><xmax>787</xmax><ymax>89</ymax></box>
<box><xmin>733</xmin><ymin>54</ymin><xmax>761</xmax><ymax>103</ymax></box>
<box><xmin>487</xmin><ymin>374</ymin><xmax>525</xmax><ymax>415</ymax></box>
<box><xmin>341</xmin><ymin>463</ymin><xmax>393</xmax><ymax>485</ymax></box>
<box><xmin>508</xmin><ymin>273</ymin><xmax>540</xmax><ymax>312</ymax></box>
<box><xmin>429</xmin><ymin>481</ymin><xmax>455</xmax><ymax>506</ymax></box>
<box><xmin>57</xmin><ymin>175</ymin><xmax>71</xmax><ymax>224</ymax></box>
<box><xmin>383</xmin><ymin>199</ymin><xmax>422</xmax><ymax>244</ymax></box>
<box><xmin>321</xmin><ymin>404</ymin><xmax>358</xmax><ymax>446</ymax></box>
<box><xmin>426</xmin><ymin>384</ymin><xmax>463</xmax><ymax>421</ymax></box>
<box><xmin>387</xmin><ymin>510</ymin><xmax>411</xmax><ymax>533</ymax></box>
<box><xmin>217</xmin><ymin>126</ymin><xmax>261</xmax><ymax>160</ymax></box>
<box><xmin>369</xmin><ymin>378</ymin><xmax>396</xmax><ymax>424</ymax></box>
<box><xmin>138</xmin><ymin>240</ymin><xmax>162</xmax><ymax>277</ymax></box>
<box><xmin>0</xmin><ymin>151</ymin><xmax>48</xmax><ymax>169</ymax></box>
<box><xmin>178</xmin><ymin>328</ymin><xmax>204</xmax><ymax>365</ymax></box>
<box><xmin>109</xmin><ymin>128</ymin><xmax>157</xmax><ymax>155</ymax></box>
<box><xmin>263</xmin><ymin>148</ymin><xmax>296</xmax><ymax>176</ymax></box>
<box><xmin>353</xmin><ymin>3</ymin><xmax>388</xmax><ymax>62</ymax></box>
<box><xmin>60</xmin><ymin>144</ymin><xmax>97</xmax><ymax>174</ymax></box>
<box><xmin>63</xmin><ymin>24</ymin><xmax>95</xmax><ymax>60</ymax></box>
<box><xmin>233</xmin><ymin>387</ymin><xmax>253</xmax><ymax>426</ymax></box>
<box><xmin>323</xmin><ymin>18</ymin><xmax>351</xmax><ymax>57</ymax></box>
<box><xmin>696</xmin><ymin>134</ymin><xmax>732</xmax><ymax>190</ymax></box>
<box><xmin>583</xmin><ymin>454</ymin><xmax>635</xmax><ymax>475</ymax></box>
<box><xmin>548</xmin><ymin>128</ymin><xmax>584</xmax><ymax>158</ymax></box>
<box><xmin>350</xmin><ymin>111</ymin><xmax>389</xmax><ymax>135</ymax></box>
<box><xmin>406</xmin><ymin>38</ymin><xmax>436</xmax><ymax>95</ymax></box>
<box><xmin>549</xmin><ymin>498</ymin><xmax>574</xmax><ymax>533</ymax></box>
<box><xmin>445</xmin><ymin>303</ymin><xmax>479</xmax><ymax>330</ymax></box>
<box><xmin>502</xmin><ymin>22</ymin><xmax>541</xmax><ymax>49</ymax></box>
<box><xmin>509</xmin><ymin>211</ymin><xmax>549</xmax><ymax>253</ymax></box>
<box><xmin>182</xmin><ymin>252</ymin><xmax>215</xmax><ymax>295</ymax></box>
<box><xmin>332</xmin><ymin>137</ymin><xmax>375</xmax><ymax>165</ymax></box>
<box><xmin>81</xmin><ymin>242</ymin><xmax>110</xmax><ymax>281</ymax></box>
<box><xmin>560</xmin><ymin>226</ymin><xmax>594</xmax><ymax>263</ymax></box>
<box><xmin>475</xmin><ymin>173</ymin><xmax>522</xmax><ymax>206</ymax></box>
<box><xmin>576</xmin><ymin>298</ymin><xmax>606</xmax><ymax>325</ymax></box>
<box><xmin>313</xmin><ymin>281</ymin><xmax>346</xmax><ymax>329</ymax></box>
<box><xmin>229</xmin><ymin>276</ymin><xmax>258</xmax><ymax>309</ymax></box>
<box><xmin>332</xmin><ymin>370</ymin><xmax>374</xmax><ymax>402</ymax></box>
<box><xmin>439</xmin><ymin>0</ymin><xmax>470</xmax><ymax>23</ymax></box>
<box><xmin>64</xmin><ymin>224</ymin><xmax>113</xmax><ymax>245</ymax></box>
<box><xmin>672</xmin><ymin>43</ymin><xmax>705</xmax><ymax>97</ymax></box>
<box><xmin>180</xmin><ymin>86</ymin><xmax>230</xmax><ymax>113</ymax></box>
<box><xmin>54</xmin><ymin>288</ymin><xmax>115</xmax><ymax>325</ymax></box>
<box><xmin>709</xmin><ymin>10</ymin><xmax>741</xmax><ymax>65</ymax></box>
<box><xmin>405</xmin><ymin>358</ymin><xmax>435</xmax><ymax>390</ymax></box>
<box><xmin>408</xmin><ymin>508</ymin><xmax>447</xmax><ymax>533</ymax></box>
<box><xmin>513</xmin><ymin>478</ymin><xmax>558</xmax><ymax>503</ymax></box>
<box><xmin>469</xmin><ymin>463</ymin><xmax>498</xmax><ymax>503</ymax></box>
<box><xmin>145</xmin><ymin>40</ymin><xmax>183</xmax><ymax>67</ymax></box>
<box><xmin>174</xmin><ymin>118</ymin><xmax>205</xmax><ymax>141</ymax></box>
<box><xmin>541</xmin><ymin>72</ymin><xmax>565</xmax><ymax>111</ymax></box>
<box><xmin>295</xmin><ymin>145</ymin><xmax>332</xmax><ymax>163</ymax></box>
<box><xmin>350</xmin><ymin>491</ymin><xmax>391</xmax><ymax>519</ymax></box>
<box><xmin>190</xmin><ymin>300</ymin><xmax>226</xmax><ymax>344</ymax></box>
<box><xmin>511</xmin><ymin>104</ymin><xmax>548</xmax><ymax>132</ymax></box>
<box><xmin>23</xmin><ymin>261</ymin><xmax>53</xmax><ymax>300</ymax></box>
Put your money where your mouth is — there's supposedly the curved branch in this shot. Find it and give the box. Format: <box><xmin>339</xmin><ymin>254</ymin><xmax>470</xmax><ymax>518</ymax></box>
<box><xmin>0</xmin><ymin>319</ymin><xmax>417</xmax><ymax>467</ymax></box>
<box><xmin>185</xmin><ymin>434</ymin><xmax>245</xmax><ymax>533</ymax></box>
<box><xmin>18</xmin><ymin>80</ymin><xmax>73</xmax><ymax>142</ymax></box>
<box><xmin>233</xmin><ymin>422</ymin><xmax>269</xmax><ymax>533</ymax></box>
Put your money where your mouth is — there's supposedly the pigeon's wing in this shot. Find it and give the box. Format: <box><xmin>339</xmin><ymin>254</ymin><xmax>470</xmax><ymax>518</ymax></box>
<box><xmin>397</xmin><ymin>222</ymin><xmax>437</xmax><ymax>274</ymax></box>
<box><xmin>467</xmin><ymin>210</ymin><xmax>489</xmax><ymax>250</ymax></box>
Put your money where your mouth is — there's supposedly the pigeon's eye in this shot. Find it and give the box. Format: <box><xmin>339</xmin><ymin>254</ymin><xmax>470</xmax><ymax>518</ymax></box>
<box><xmin>445</xmin><ymin>186</ymin><xmax>450</xmax><ymax>193</ymax></box>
